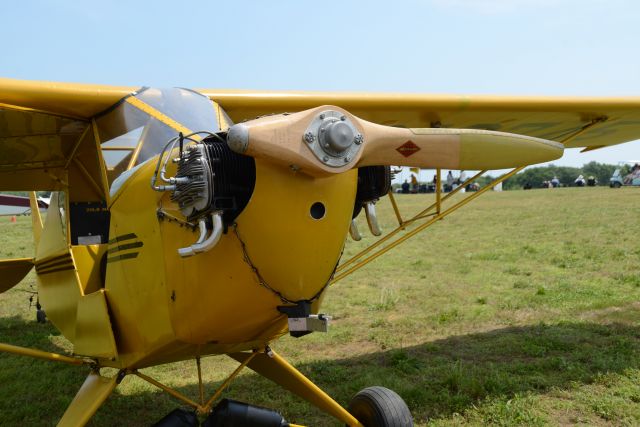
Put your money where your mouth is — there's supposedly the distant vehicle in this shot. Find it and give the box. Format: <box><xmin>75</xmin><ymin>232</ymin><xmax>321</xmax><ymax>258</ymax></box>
<box><xmin>610</xmin><ymin>161</ymin><xmax>640</xmax><ymax>188</ymax></box>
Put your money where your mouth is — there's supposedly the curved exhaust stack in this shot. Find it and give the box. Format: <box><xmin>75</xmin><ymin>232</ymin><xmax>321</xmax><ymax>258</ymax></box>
<box><xmin>178</xmin><ymin>212</ymin><xmax>223</xmax><ymax>257</ymax></box>
<box><xmin>349</xmin><ymin>219</ymin><xmax>362</xmax><ymax>241</ymax></box>
<box><xmin>364</xmin><ymin>202</ymin><xmax>382</xmax><ymax>236</ymax></box>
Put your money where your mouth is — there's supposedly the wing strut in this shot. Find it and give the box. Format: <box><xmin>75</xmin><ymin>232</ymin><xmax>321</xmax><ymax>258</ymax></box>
<box><xmin>0</xmin><ymin>342</ymin><xmax>86</xmax><ymax>365</ymax></box>
<box><xmin>332</xmin><ymin>167</ymin><xmax>522</xmax><ymax>284</ymax></box>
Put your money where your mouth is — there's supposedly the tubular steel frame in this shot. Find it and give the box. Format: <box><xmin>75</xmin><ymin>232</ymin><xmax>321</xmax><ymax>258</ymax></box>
<box><xmin>0</xmin><ymin>343</ymin><xmax>315</xmax><ymax>422</ymax></box>
<box><xmin>0</xmin><ymin>342</ymin><xmax>88</xmax><ymax>365</ymax></box>
<box><xmin>332</xmin><ymin>166</ymin><xmax>524</xmax><ymax>285</ymax></box>
<box><xmin>132</xmin><ymin>351</ymin><xmax>259</xmax><ymax>415</ymax></box>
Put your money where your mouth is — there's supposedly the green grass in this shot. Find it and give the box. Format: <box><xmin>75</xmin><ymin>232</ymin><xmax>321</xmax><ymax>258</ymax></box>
<box><xmin>1</xmin><ymin>187</ymin><xmax>640</xmax><ymax>426</ymax></box>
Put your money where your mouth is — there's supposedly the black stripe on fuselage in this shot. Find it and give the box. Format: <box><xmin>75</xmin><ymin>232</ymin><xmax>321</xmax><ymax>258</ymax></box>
<box><xmin>107</xmin><ymin>241</ymin><xmax>143</xmax><ymax>254</ymax></box>
<box><xmin>108</xmin><ymin>233</ymin><xmax>138</xmax><ymax>245</ymax></box>
<box><xmin>35</xmin><ymin>259</ymin><xmax>74</xmax><ymax>273</ymax></box>
<box><xmin>37</xmin><ymin>265</ymin><xmax>75</xmax><ymax>275</ymax></box>
<box><xmin>106</xmin><ymin>252</ymin><xmax>139</xmax><ymax>263</ymax></box>
<box><xmin>35</xmin><ymin>253</ymin><xmax>72</xmax><ymax>269</ymax></box>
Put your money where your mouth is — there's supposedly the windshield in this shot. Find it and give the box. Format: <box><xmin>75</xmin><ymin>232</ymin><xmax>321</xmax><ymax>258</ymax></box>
<box><xmin>95</xmin><ymin>87</ymin><xmax>219</xmax><ymax>185</ymax></box>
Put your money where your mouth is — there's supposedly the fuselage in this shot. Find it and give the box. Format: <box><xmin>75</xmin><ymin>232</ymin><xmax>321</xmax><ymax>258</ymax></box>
<box><xmin>33</xmin><ymin>87</ymin><xmax>358</xmax><ymax>369</ymax></box>
<box><xmin>105</xmin><ymin>156</ymin><xmax>357</xmax><ymax>368</ymax></box>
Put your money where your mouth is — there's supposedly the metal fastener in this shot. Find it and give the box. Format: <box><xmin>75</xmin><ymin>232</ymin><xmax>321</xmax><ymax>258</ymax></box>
<box><xmin>319</xmin><ymin>114</ymin><xmax>325</xmax><ymax>120</ymax></box>
<box><xmin>304</xmin><ymin>132</ymin><xmax>315</xmax><ymax>143</ymax></box>
<box><xmin>340</xmin><ymin>115</ymin><xmax>346</xmax><ymax>121</ymax></box>
<box><xmin>323</xmin><ymin>156</ymin><xmax>329</xmax><ymax>162</ymax></box>
<box><xmin>344</xmin><ymin>156</ymin><xmax>350</xmax><ymax>163</ymax></box>
<box><xmin>354</xmin><ymin>134</ymin><xmax>363</xmax><ymax>145</ymax></box>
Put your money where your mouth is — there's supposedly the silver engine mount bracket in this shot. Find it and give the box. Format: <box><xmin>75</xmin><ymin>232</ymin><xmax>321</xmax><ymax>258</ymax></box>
<box><xmin>287</xmin><ymin>314</ymin><xmax>331</xmax><ymax>334</ymax></box>
<box><xmin>303</xmin><ymin>110</ymin><xmax>363</xmax><ymax>167</ymax></box>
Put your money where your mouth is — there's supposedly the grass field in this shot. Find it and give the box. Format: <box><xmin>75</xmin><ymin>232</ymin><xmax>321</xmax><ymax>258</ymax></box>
<box><xmin>1</xmin><ymin>187</ymin><xmax>640</xmax><ymax>426</ymax></box>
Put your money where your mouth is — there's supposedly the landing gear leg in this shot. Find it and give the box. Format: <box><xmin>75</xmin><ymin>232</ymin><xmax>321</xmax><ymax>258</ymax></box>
<box><xmin>58</xmin><ymin>370</ymin><xmax>123</xmax><ymax>427</ymax></box>
<box><xmin>229</xmin><ymin>348</ymin><xmax>365</xmax><ymax>426</ymax></box>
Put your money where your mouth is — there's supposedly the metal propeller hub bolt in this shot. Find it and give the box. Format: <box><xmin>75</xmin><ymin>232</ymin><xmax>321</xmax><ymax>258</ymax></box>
<box><xmin>304</xmin><ymin>132</ymin><xmax>315</xmax><ymax>143</ymax></box>
<box><xmin>323</xmin><ymin>120</ymin><xmax>355</xmax><ymax>153</ymax></box>
<box><xmin>303</xmin><ymin>110</ymin><xmax>363</xmax><ymax>168</ymax></box>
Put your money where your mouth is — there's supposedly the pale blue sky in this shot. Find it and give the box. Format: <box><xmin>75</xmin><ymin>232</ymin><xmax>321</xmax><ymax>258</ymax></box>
<box><xmin>2</xmin><ymin>0</ymin><xmax>639</xmax><ymax>175</ymax></box>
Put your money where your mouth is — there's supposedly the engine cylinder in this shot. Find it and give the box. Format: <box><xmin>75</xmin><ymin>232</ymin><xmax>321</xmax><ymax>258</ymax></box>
<box><xmin>171</xmin><ymin>135</ymin><xmax>256</xmax><ymax>225</ymax></box>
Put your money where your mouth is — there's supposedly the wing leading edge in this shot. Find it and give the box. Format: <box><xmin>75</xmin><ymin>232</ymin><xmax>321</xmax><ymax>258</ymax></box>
<box><xmin>202</xmin><ymin>89</ymin><xmax>640</xmax><ymax>150</ymax></box>
<box><xmin>2</xmin><ymin>77</ymin><xmax>639</xmax><ymax>192</ymax></box>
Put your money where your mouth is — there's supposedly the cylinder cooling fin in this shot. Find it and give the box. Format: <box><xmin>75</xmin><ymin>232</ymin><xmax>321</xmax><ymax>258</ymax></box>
<box><xmin>171</xmin><ymin>134</ymin><xmax>256</xmax><ymax>226</ymax></box>
<box><xmin>202</xmin><ymin>134</ymin><xmax>256</xmax><ymax>225</ymax></box>
<box><xmin>352</xmin><ymin>165</ymin><xmax>391</xmax><ymax>219</ymax></box>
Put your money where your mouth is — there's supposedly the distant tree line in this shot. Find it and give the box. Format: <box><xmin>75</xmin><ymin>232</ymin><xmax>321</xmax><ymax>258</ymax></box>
<box><xmin>490</xmin><ymin>162</ymin><xmax>626</xmax><ymax>190</ymax></box>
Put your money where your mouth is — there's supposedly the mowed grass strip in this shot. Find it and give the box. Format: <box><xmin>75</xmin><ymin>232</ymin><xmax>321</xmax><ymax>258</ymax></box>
<box><xmin>1</xmin><ymin>187</ymin><xmax>639</xmax><ymax>426</ymax></box>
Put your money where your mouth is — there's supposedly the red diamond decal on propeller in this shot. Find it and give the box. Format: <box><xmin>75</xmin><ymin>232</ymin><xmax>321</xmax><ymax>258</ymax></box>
<box><xmin>396</xmin><ymin>140</ymin><xmax>420</xmax><ymax>157</ymax></box>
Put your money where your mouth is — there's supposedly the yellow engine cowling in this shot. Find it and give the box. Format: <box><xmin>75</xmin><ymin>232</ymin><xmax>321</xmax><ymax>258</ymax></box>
<box><xmin>162</xmin><ymin>159</ymin><xmax>357</xmax><ymax>344</ymax></box>
<box><xmin>105</xmin><ymin>155</ymin><xmax>356</xmax><ymax>367</ymax></box>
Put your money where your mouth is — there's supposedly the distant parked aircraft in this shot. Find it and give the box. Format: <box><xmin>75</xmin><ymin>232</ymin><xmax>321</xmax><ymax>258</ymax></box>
<box><xmin>0</xmin><ymin>194</ymin><xmax>48</xmax><ymax>216</ymax></box>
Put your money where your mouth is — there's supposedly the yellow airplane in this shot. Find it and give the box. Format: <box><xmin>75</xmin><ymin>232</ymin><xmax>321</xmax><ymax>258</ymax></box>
<box><xmin>1</xmin><ymin>77</ymin><xmax>640</xmax><ymax>427</ymax></box>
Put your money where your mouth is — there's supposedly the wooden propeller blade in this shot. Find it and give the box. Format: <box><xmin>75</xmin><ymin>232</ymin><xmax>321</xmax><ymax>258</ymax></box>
<box><xmin>226</xmin><ymin>105</ymin><xmax>563</xmax><ymax>176</ymax></box>
<box><xmin>357</xmin><ymin>123</ymin><xmax>564</xmax><ymax>170</ymax></box>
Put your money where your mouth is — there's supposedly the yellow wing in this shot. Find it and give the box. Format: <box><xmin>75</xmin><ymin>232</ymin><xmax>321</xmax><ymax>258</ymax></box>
<box><xmin>0</xmin><ymin>78</ymin><xmax>134</xmax><ymax>191</ymax></box>
<box><xmin>0</xmin><ymin>258</ymin><xmax>34</xmax><ymax>293</ymax></box>
<box><xmin>202</xmin><ymin>89</ymin><xmax>640</xmax><ymax>150</ymax></box>
<box><xmin>3</xmin><ymin>77</ymin><xmax>640</xmax><ymax>193</ymax></box>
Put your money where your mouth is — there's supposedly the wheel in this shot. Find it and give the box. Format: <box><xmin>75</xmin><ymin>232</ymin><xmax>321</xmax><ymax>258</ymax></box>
<box><xmin>614</xmin><ymin>182</ymin><xmax>622</xmax><ymax>188</ymax></box>
<box><xmin>152</xmin><ymin>408</ymin><xmax>198</xmax><ymax>426</ymax></box>
<box><xmin>347</xmin><ymin>386</ymin><xmax>413</xmax><ymax>427</ymax></box>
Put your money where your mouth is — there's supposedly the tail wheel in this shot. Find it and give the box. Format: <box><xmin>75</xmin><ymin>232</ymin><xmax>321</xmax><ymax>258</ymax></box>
<box><xmin>347</xmin><ymin>386</ymin><xmax>413</xmax><ymax>427</ymax></box>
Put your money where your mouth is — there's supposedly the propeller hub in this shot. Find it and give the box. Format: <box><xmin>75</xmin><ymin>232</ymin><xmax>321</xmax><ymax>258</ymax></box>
<box><xmin>322</xmin><ymin>120</ymin><xmax>355</xmax><ymax>153</ymax></box>
<box><xmin>304</xmin><ymin>110</ymin><xmax>363</xmax><ymax>168</ymax></box>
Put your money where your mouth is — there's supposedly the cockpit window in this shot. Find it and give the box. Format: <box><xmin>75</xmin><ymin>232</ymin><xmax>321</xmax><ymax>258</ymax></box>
<box><xmin>101</xmin><ymin>126</ymin><xmax>144</xmax><ymax>169</ymax></box>
<box><xmin>95</xmin><ymin>88</ymin><xmax>219</xmax><ymax>185</ymax></box>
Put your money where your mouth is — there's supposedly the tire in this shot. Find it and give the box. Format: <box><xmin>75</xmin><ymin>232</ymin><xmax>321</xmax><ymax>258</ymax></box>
<box><xmin>347</xmin><ymin>386</ymin><xmax>413</xmax><ymax>427</ymax></box>
<box><xmin>614</xmin><ymin>182</ymin><xmax>622</xmax><ymax>188</ymax></box>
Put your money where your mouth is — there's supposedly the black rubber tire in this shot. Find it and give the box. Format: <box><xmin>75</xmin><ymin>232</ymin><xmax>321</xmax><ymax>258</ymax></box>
<box><xmin>614</xmin><ymin>182</ymin><xmax>622</xmax><ymax>188</ymax></box>
<box><xmin>347</xmin><ymin>386</ymin><xmax>413</xmax><ymax>427</ymax></box>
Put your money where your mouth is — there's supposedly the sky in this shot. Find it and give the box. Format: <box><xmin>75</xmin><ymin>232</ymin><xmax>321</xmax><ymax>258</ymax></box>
<box><xmin>1</xmin><ymin>0</ymin><xmax>639</xmax><ymax>181</ymax></box>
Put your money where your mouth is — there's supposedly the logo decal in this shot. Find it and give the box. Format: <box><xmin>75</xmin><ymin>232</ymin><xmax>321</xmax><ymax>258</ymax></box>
<box><xmin>396</xmin><ymin>140</ymin><xmax>421</xmax><ymax>157</ymax></box>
